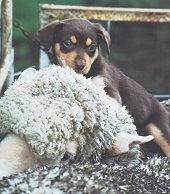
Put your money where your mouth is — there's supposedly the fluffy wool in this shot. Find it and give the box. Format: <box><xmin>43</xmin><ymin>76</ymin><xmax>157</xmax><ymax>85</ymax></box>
<box><xmin>0</xmin><ymin>66</ymin><xmax>138</xmax><ymax>162</ymax></box>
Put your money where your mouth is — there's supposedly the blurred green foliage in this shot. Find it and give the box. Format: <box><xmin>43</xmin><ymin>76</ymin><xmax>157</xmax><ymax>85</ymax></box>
<box><xmin>13</xmin><ymin>0</ymin><xmax>170</xmax><ymax>93</ymax></box>
<box><xmin>84</xmin><ymin>0</ymin><xmax>170</xmax><ymax>8</ymax></box>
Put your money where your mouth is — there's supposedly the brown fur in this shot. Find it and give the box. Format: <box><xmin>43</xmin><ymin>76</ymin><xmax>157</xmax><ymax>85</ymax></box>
<box><xmin>37</xmin><ymin>18</ymin><xmax>170</xmax><ymax>157</ymax></box>
<box><xmin>86</xmin><ymin>56</ymin><xmax>170</xmax><ymax>156</ymax></box>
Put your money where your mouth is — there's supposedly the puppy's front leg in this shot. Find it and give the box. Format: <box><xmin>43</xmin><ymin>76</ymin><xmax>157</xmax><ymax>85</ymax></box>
<box><xmin>146</xmin><ymin>123</ymin><xmax>170</xmax><ymax>157</ymax></box>
<box><xmin>0</xmin><ymin>134</ymin><xmax>36</xmax><ymax>178</ymax></box>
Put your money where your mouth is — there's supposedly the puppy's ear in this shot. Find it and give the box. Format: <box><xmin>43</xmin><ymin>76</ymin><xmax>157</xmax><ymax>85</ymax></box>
<box><xmin>94</xmin><ymin>23</ymin><xmax>111</xmax><ymax>55</ymax></box>
<box><xmin>37</xmin><ymin>21</ymin><xmax>64</xmax><ymax>51</ymax></box>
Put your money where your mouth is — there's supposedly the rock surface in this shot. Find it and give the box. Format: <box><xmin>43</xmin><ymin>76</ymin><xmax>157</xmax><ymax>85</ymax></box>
<box><xmin>0</xmin><ymin>150</ymin><xmax>170</xmax><ymax>194</ymax></box>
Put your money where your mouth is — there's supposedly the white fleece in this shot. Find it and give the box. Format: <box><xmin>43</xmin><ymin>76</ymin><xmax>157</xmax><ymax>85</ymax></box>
<box><xmin>0</xmin><ymin>66</ymin><xmax>151</xmax><ymax>164</ymax></box>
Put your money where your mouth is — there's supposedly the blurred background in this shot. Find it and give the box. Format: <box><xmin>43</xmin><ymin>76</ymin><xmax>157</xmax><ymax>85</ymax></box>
<box><xmin>13</xmin><ymin>0</ymin><xmax>170</xmax><ymax>94</ymax></box>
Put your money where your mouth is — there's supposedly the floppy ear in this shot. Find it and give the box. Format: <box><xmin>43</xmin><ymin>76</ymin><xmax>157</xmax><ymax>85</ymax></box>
<box><xmin>94</xmin><ymin>23</ymin><xmax>111</xmax><ymax>55</ymax></box>
<box><xmin>37</xmin><ymin>21</ymin><xmax>64</xmax><ymax>51</ymax></box>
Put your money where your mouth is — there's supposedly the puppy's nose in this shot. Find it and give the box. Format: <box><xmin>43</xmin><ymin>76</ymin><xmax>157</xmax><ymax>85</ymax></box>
<box><xmin>75</xmin><ymin>59</ymin><xmax>85</xmax><ymax>70</ymax></box>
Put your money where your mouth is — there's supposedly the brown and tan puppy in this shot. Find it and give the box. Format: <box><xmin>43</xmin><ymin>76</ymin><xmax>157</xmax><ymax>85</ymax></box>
<box><xmin>38</xmin><ymin>18</ymin><xmax>170</xmax><ymax>157</ymax></box>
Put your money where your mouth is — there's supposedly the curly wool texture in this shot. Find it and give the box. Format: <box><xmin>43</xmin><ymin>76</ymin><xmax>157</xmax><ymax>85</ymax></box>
<box><xmin>0</xmin><ymin>66</ymin><xmax>137</xmax><ymax>161</ymax></box>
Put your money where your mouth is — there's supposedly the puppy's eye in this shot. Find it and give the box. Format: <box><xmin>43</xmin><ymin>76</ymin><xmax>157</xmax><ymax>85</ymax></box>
<box><xmin>88</xmin><ymin>43</ymin><xmax>96</xmax><ymax>52</ymax></box>
<box><xmin>62</xmin><ymin>40</ymin><xmax>73</xmax><ymax>48</ymax></box>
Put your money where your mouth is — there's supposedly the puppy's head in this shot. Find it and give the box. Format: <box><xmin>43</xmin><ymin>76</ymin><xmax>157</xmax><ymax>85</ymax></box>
<box><xmin>37</xmin><ymin>18</ymin><xmax>111</xmax><ymax>74</ymax></box>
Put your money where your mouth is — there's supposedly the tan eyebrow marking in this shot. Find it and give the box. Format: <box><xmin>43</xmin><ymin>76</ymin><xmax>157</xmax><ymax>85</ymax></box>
<box><xmin>86</xmin><ymin>38</ymin><xmax>92</xmax><ymax>46</ymax></box>
<box><xmin>70</xmin><ymin>35</ymin><xmax>77</xmax><ymax>44</ymax></box>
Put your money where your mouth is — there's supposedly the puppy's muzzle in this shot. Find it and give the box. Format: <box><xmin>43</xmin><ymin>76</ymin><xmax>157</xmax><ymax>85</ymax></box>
<box><xmin>75</xmin><ymin>58</ymin><xmax>85</xmax><ymax>71</ymax></box>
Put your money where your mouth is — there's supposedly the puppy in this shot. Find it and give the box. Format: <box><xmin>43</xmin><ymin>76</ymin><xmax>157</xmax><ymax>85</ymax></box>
<box><xmin>38</xmin><ymin>18</ymin><xmax>170</xmax><ymax>157</ymax></box>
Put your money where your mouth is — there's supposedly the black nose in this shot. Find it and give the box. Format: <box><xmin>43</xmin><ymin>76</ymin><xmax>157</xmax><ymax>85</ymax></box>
<box><xmin>75</xmin><ymin>59</ymin><xmax>85</xmax><ymax>70</ymax></box>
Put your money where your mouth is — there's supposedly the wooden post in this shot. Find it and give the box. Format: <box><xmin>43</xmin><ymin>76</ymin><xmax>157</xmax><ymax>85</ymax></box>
<box><xmin>0</xmin><ymin>0</ymin><xmax>12</xmax><ymax>94</ymax></box>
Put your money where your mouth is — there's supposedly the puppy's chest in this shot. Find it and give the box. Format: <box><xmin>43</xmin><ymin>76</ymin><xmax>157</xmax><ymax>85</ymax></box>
<box><xmin>92</xmin><ymin>75</ymin><xmax>121</xmax><ymax>104</ymax></box>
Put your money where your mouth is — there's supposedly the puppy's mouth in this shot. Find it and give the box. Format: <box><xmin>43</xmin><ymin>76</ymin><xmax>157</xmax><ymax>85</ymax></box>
<box><xmin>74</xmin><ymin>66</ymin><xmax>85</xmax><ymax>74</ymax></box>
<box><xmin>58</xmin><ymin>58</ymin><xmax>87</xmax><ymax>74</ymax></box>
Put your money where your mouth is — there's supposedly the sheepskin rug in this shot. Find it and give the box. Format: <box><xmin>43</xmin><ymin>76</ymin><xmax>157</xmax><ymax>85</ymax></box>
<box><xmin>0</xmin><ymin>65</ymin><xmax>140</xmax><ymax>164</ymax></box>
